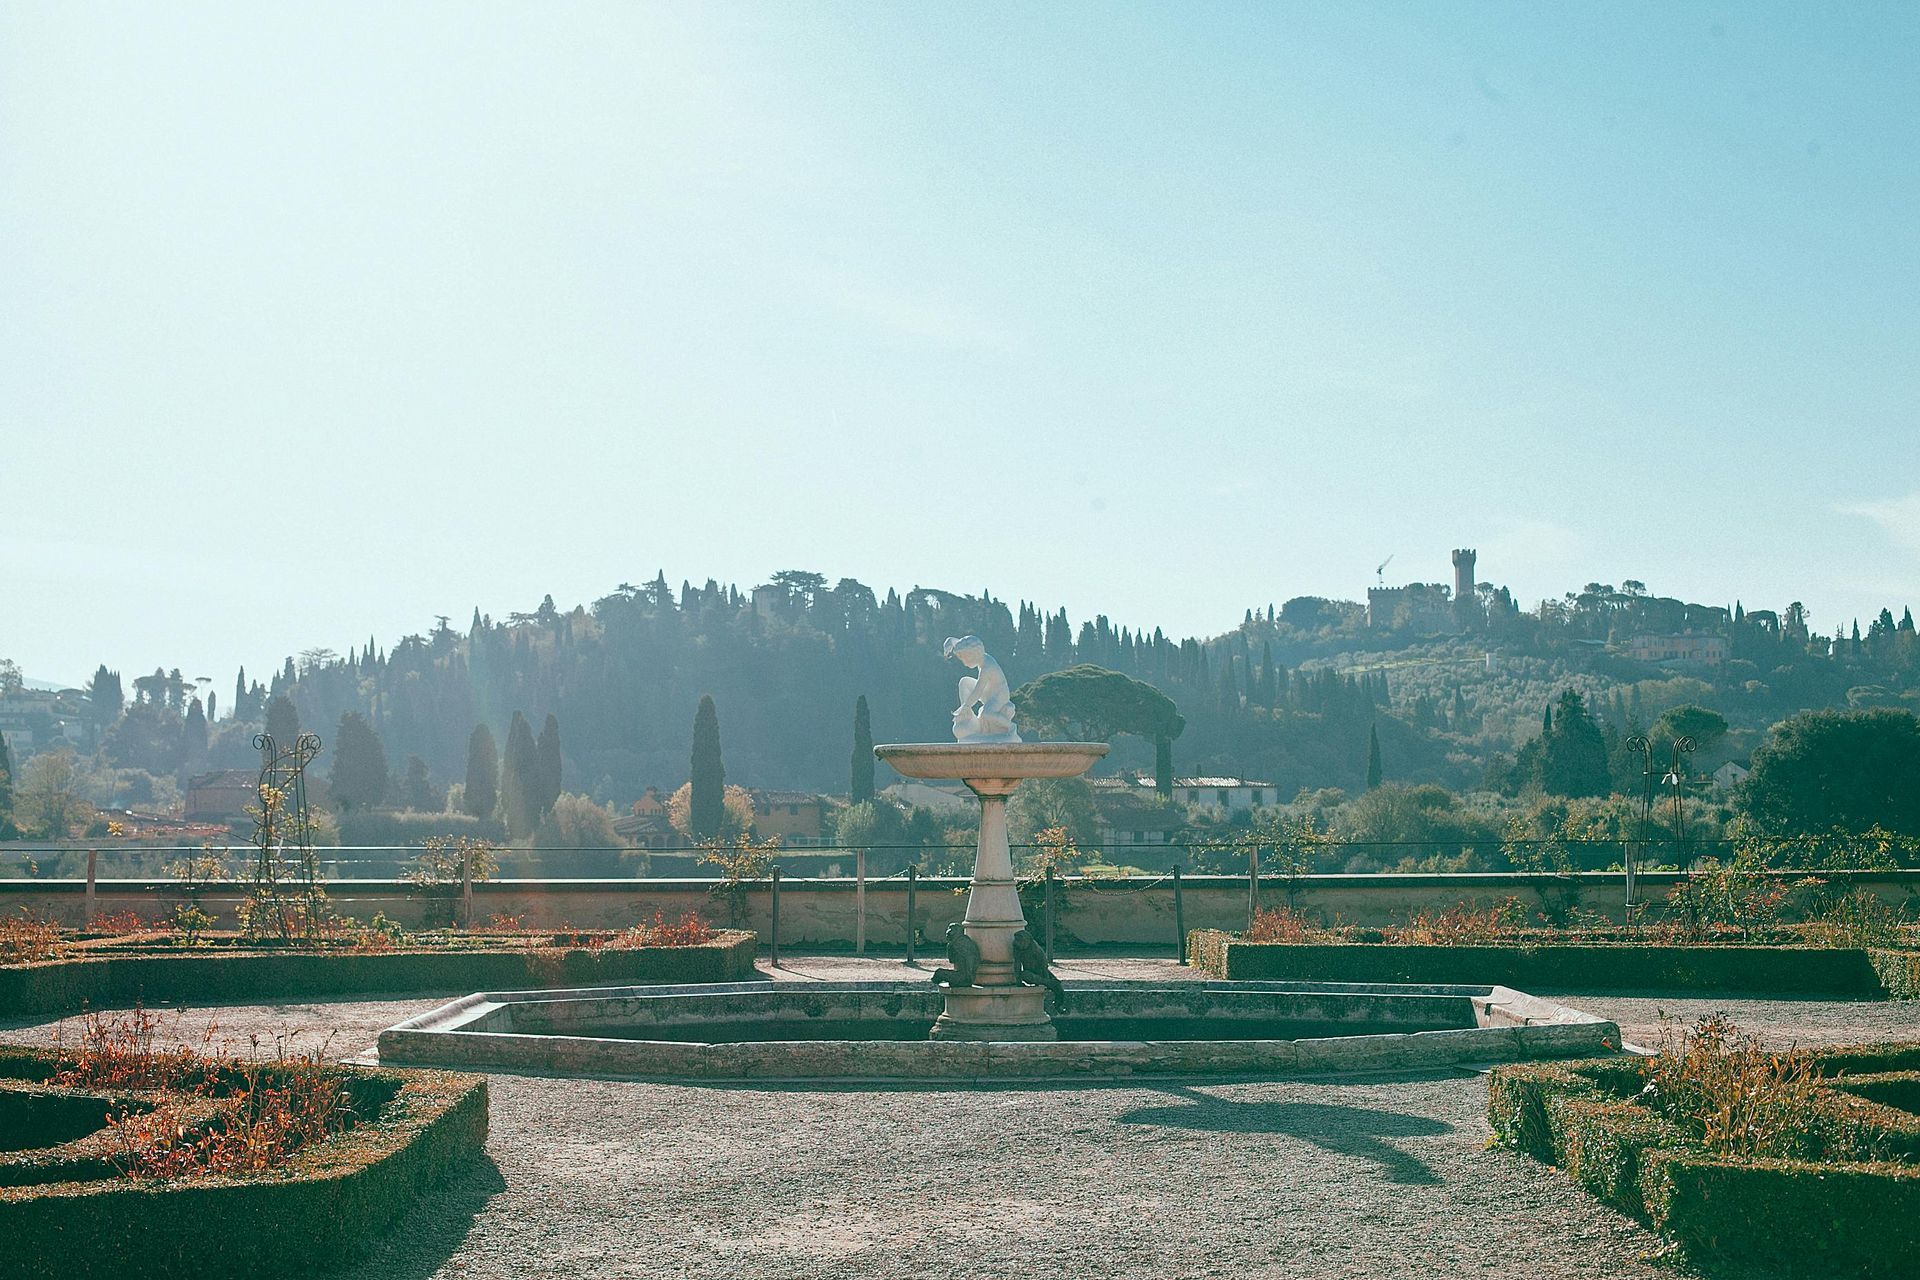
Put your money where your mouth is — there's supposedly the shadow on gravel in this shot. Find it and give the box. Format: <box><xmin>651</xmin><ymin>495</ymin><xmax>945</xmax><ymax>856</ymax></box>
<box><xmin>314</xmin><ymin>1152</ymin><xmax>508</xmax><ymax>1280</ymax></box>
<box><xmin>1118</xmin><ymin>1085</ymin><xmax>1453</xmax><ymax>1185</ymax></box>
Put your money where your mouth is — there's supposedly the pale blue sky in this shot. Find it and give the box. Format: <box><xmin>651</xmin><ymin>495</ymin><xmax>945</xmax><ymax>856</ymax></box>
<box><xmin>4</xmin><ymin>3</ymin><xmax>1916</xmax><ymax>690</ymax></box>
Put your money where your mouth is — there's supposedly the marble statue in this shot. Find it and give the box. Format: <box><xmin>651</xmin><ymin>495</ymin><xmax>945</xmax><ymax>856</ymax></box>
<box><xmin>1011</xmin><ymin>928</ymin><xmax>1067</xmax><ymax>1012</ymax></box>
<box><xmin>929</xmin><ymin>922</ymin><xmax>981</xmax><ymax>989</ymax></box>
<box><xmin>943</xmin><ymin>635</ymin><xmax>1020</xmax><ymax>743</ymax></box>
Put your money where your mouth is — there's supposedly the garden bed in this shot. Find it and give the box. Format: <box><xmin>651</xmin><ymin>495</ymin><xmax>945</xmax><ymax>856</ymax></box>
<box><xmin>1487</xmin><ymin>1032</ymin><xmax>1920</xmax><ymax>1279</ymax></box>
<box><xmin>0</xmin><ymin>1039</ymin><xmax>487</xmax><ymax>1279</ymax></box>
<box><xmin>0</xmin><ymin>929</ymin><xmax>759</xmax><ymax>1017</ymax></box>
<box><xmin>1185</xmin><ymin>929</ymin><xmax>1898</xmax><ymax>994</ymax></box>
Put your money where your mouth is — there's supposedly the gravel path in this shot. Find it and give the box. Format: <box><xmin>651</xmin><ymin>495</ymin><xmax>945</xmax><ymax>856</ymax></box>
<box><xmin>1565</xmin><ymin>993</ymin><xmax>1918</xmax><ymax>1052</ymax></box>
<box><xmin>5</xmin><ymin>961</ymin><xmax>1913</xmax><ymax>1278</ymax></box>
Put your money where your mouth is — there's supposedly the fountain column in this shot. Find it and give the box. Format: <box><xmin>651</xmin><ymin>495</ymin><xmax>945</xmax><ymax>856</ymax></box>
<box><xmin>875</xmin><ymin>636</ymin><xmax>1105</xmax><ymax>1042</ymax></box>
<box><xmin>958</xmin><ymin>776</ymin><xmax>1021</xmax><ymax>986</ymax></box>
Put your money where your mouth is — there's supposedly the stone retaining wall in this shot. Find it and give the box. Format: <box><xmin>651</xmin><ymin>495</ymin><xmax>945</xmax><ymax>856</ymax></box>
<box><xmin>5</xmin><ymin>869</ymin><xmax>1918</xmax><ymax>947</ymax></box>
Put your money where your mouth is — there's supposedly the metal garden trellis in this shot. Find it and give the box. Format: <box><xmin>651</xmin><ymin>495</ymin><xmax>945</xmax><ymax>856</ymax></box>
<box><xmin>1624</xmin><ymin>732</ymin><xmax>1696</xmax><ymax>919</ymax></box>
<box><xmin>248</xmin><ymin>730</ymin><xmax>325</xmax><ymax>940</ymax></box>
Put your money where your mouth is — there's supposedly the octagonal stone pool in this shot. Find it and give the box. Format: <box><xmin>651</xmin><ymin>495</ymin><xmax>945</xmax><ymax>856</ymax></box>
<box><xmin>377</xmin><ymin>979</ymin><xmax>1619</xmax><ymax>1081</ymax></box>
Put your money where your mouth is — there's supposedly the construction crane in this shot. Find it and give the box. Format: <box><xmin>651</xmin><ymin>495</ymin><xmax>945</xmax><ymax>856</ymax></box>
<box><xmin>1375</xmin><ymin>554</ymin><xmax>1395</xmax><ymax>587</ymax></box>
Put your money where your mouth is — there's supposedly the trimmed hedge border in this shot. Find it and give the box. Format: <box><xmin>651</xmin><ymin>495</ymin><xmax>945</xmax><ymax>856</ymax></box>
<box><xmin>0</xmin><ymin>931</ymin><xmax>758</xmax><ymax>1017</ymax></box>
<box><xmin>1186</xmin><ymin>930</ymin><xmax>1908</xmax><ymax>995</ymax></box>
<box><xmin>1488</xmin><ymin>1048</ymin><xmax>1920</xmax><ymax>1279</ymax></box>
<box><xmin>0</xmin><ymin>1045</ymin><xmax>489</xmax><ymax>1279</ymax></box>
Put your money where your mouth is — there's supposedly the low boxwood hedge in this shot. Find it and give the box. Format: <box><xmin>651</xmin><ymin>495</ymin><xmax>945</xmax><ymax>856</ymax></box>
<box><xmin>1186</xmin><ymin>930</ymin><xmax>1891</xmax><ymax>994</ymax></box>
<box><xmin>1488</xmin><ymin>1050</ymin><xmax>1920</xmax><ymax>1279</ymax></box>
<box><xmin>0</xmin><ymin>1046</ymin><xmax>488</xmax><ymax>1279</ymax></box>
<box><xmin>1868</xmin><ymin>948</ymin><xmax>1920</xmax><ymax>998</ymax></box>
<box><xmin>0</xmin><ymin>930</ymin><xmax>758</xmax><ymax>1017</ymax></box>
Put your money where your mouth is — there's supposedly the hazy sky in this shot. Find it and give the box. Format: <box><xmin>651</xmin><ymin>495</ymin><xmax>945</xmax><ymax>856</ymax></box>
<box><xmin>4</xmin><ymin>3</ymin><xmax>1916</xmax><ymax>692</ymax></box>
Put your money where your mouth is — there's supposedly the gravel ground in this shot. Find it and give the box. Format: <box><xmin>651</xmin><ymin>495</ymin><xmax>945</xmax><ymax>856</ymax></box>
<box><xmin>4</xmin><ymin>961</ymin><xmax>1912</xmax><ymax>1279</ymax></box>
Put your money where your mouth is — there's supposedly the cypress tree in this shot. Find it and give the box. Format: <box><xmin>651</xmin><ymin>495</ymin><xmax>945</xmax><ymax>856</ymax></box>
<box><xmin>850</xmin><ymin>695</ymin><xmax>875</xmax><ymax>803</ymax></box>
<box><xmin>404</xmin><ymin>756</ymin><xmax>435</xmax><ymax>811</ymax></box>
<box><xmin>500</xmin><ymin>712</ymin><xmax>539</xmax><ymax>838</ymax></box>
<box><xmin>329</xmin><ymin>711</ymin><xmax>389</xmax><ymax>814</ymax></box>
<box><xmin>234</xmin><ymin>668</ymin><xmax>247</xmax><ymax>718</ymax></box>
<box><xmin>462</xmin><ymin>724</ymin><xmax>498</xmax><ymax>820</ymax></box>
<box><xmin>264</xmin><ymin>695</ymin><xmax>300</xmax><ymax>751</ymax></box>
<box><xmin>0</xmin><ymin>731</ymin><xmax>14</xmax><ymax>831</ymax></box>
<box><xmin>690</xmin><ymin>695</ymin><xmax>725</xmax><ymax>839</ymax></box>
<box><xmin>1365</xmin><ymin>724</ymin><xmax>1383</xmax><ymax>790</ymax></box>
<box><xmin>535</xmin><ymin>714</ymin><xmax>563</xmax><ymax>818</ymax></box>
<box><xmin>183</xmin><ymin>697</ymin><xmax>209</xmax><ymax>763</ymax></box>
<box><xmin>88</xmin><ymin>666</ymin><xmax>124</xmax><ymax>730</ymax></box>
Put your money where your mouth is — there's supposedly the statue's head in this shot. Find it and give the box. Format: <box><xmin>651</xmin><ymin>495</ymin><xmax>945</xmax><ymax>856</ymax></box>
<box><xmin>943</xmin><ymin>635</ymin><xmax>986</xmax><ymax>666</ymax></box>
<box><xmin>945</xmin><ymin>922</ymin><xmax>965</xmax><ymax>940</ymax></box>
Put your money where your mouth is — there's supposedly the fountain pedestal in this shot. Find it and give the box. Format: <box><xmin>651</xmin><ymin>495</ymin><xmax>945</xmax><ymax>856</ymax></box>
<box><xmin>874</xmin><ymin>742</ymin><xmax>1107</xmax><ymax>1042</ymax></box>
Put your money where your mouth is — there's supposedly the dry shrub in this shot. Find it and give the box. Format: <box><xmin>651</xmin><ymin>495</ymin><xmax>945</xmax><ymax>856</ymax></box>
<box><xmin>1638</xmin><ymin>1013</ymin><xmax>1871</xmax><ymax>1162</ymax></box>
<box><xmin>51</xmin><ymin>1006</ymin><xmax>354</xmax><ymax>1179</ymax></box>
<box><xmin>109</xmin><ymin>1061</ymin><xmax>351</xmax><ymax>1180</ymax></box>
<box><xmin>86</xmin><ymin>910</ymin><xmax>153</xmax><ymax>936</ymax></box>
<box><xmin>612</xmin><ymin>909</ymin><xmax>715</xmax><ymax>949</ymax></box>
<box><xmin>1384</xmin><ymin>896</ymin><xmax>1530</xmax><ymax>945</ymax></box>
<box><xmin>1244</xmin><ymin>906</ymin><xmax>1335</xmax><ymax>944</ymax></box>
<box><xmin>0</xmin><ymin>908</ymin><xmax>67</xmax><ymax>964</ymax></box>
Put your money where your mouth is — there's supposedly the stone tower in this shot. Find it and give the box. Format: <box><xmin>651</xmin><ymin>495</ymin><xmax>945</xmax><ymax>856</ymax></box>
<box><xmin>1451</xmin><ymin>548</ymin><xmax>1478</xmax><ymax>626</ymax></box>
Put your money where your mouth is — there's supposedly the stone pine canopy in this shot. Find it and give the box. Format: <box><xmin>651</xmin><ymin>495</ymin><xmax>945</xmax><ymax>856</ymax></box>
<box><xmin>1011</xmin><ymin>664</ymin><xmax>1185</xmax><ymax>746</ymax></box>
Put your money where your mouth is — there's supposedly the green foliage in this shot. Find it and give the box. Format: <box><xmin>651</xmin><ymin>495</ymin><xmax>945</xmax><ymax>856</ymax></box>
<box><xmin>532</xmin><ymin>792</ymin><xmax>617</xmax><ymax>848</ymax></box>
<box><xmin>534</xmin><ymin>713</ymin><xmax>563</xmax><ymax>819</ymax></box>
<box><xmin>13</xmin><ymin>748</ymin><xmax>95</xmax><ymax>839</ymax></box>
<box><xmin>689</xmin><ymin>695</ymin><xmax>725</xmax><ymax>840</ymax></box>
<box><xmin>327</xmin><ymin>711</ymin><xmax>388</xmax><ymax>814</ymax></box>
<box><xmin>850</xmin><ymin>694</ymin><xmax>875</xmax><ymax>804</ymax></box>
<box><xmin>834</xmin><ymin>798</ymin><xmax>903</xmax><ymax>849</ymax></box>
<box><xmin>498</xmin><ymin>711</ymin><xmax>540</xmax><ymax>839</ymax></box>
<box><xmin>263</xmin><ymin>695</ymin><xmax>299</xmax><ymax>749</ymax></box>
<box><xmin>1364</xmin><ymin>723</ymin><xmax>1382</xmax><ymax>789</ymax></box>
<box><xmin>460</xmin><ymin>724</ymin><xmax>498</xmax><ymax>821</ymax></box>
<box><xmin>1652</xmin><ymin>703</ymin><xmax>1728</xmax><ymax>752</ymax></box>
<box><xmin>1013</xmin><ymin>664</ymin><xmax>1185</xmax><ymax>742</ymax></box>
<box><xmin>1738</xmin><ymin>708</ymin><xmax>1920</xmax><ymax>836</ymax></box>
<box><xmin>0</xmin><ymin>730</ymin><xmax>13</xmax><ymax>833</ymax></box>
<box><xmin>1539</xmin><ymin>688</ymin><xmax>1610</xmax><ymax>797</ymax></box>
<box><xmin>1007</xmin><ymin>777</ymin><xmax>1099</xmax><ymax>850</ymax></box>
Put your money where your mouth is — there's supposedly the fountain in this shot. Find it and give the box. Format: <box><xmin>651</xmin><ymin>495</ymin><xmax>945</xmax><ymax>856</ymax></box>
<box><xmin>874</xmin><ymin>634</ymin><xmax>1104</xmax><ymax>1041</ymax></box>
<box><xmin>376</xmin><ymin>638</ymin><xmax>1620</xmax><ymax>1080</ymax></box>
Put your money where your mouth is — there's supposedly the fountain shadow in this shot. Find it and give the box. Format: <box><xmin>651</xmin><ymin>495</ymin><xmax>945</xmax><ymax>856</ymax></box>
<box><xmin>1116</xmin><ymin>1084</ymin><xmax>1455</xmax><ymax>1185</ymax></box>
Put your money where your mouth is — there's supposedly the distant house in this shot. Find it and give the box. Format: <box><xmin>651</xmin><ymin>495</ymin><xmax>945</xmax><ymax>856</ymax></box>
<box><xmin>612</xmin><ymin>810</ymin><xmax>677</xmax><ymax>850</ymax></box>
<box><xmin>1092</xmin><ymin>789</ymin><xmax>1185</xmax><ymax>855</ymax></box>
<box><xmin>881</xmin><ymin>782</ymin><xmax>973</xmax><ymax>815</ymax></box>
<box><xmin>1626</xmin><ymin>633</ymin><xmax>1728</xmax><ymax>667</ymax></box>
<box><xmin>184</xmin><ymin>770</ymin><xmax>259</xmax><ymax>827</ymax></box>
<box><xmin>1136</xmin><ymin>776</ymin><xmax>1274</xmax><ymax>815</ymax></box>
<box><xmin>750</xmin><ymin>790</ymin><xmax>832</xmax><ymax>842</ymax></box>
<box><xmin>632</xmin><ymin>786</ymin><xmax>669</xmax><ymax>818</ymax></box>
<box><xmin>1711</xmin><ymin>761</ymin><xmax>1751</xmax><ymax>793</ymax></box>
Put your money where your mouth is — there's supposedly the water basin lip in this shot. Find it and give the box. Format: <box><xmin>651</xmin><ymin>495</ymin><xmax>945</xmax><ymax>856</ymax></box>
<box><xmin>377</xmin><ymin>1014</ymin><xmax>1622</xmax><ymax>1083</ymax></box>
<box><xmin>425</xmin><ymin>977</ymin><xmax>1526</xmax><ymax>1004</ymax></box>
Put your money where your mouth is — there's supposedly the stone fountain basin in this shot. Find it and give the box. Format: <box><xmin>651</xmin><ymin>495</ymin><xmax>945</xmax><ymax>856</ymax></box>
<box><xmin>874</xmin><ymin>742</ymin><xmax>1108</xmax><ymax>781</ymax></box>
<box><xmin>377</xmin><ymin>980</ymin><xmax>1618</xmax><ymax>1081</ymax></box>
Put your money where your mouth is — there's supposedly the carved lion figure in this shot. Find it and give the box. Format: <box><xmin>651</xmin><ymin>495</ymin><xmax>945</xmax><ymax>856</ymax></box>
<box><xmin>929</xmin><ymin>922</ymin><xmax>981</xmax><ymax>989</ymax></box>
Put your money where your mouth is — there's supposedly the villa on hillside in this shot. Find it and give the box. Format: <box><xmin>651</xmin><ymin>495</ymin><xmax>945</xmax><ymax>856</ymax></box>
<box><xmin>1626</xmin><ymin>632</ymin><xmax>1729</xmax><ymax>666</ymax></box>
<box><xmin>184</xmin><ymin>769</ymin><xmax>260</xmax><ymax>827</ymax></box>
<box><xmin>749</xmin><ymin>790</ymin><xmax>833</xmax><ymax>842</ymax></box>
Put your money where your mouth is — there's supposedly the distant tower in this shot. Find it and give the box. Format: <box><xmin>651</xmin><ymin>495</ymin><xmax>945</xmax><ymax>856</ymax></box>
<box><xmin>1451</xmin><ymin>548</ymin><xmax>1478</xmax><ymax>627</ymax></box>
